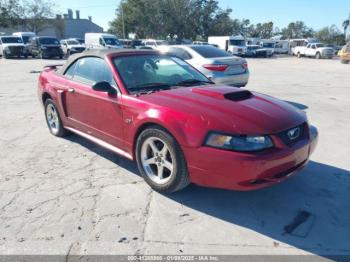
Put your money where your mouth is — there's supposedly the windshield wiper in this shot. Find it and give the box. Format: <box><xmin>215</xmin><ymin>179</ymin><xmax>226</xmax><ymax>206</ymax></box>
<box><xmin>129</xmin><ymin>83</ymin><xmax>171</xmax><ymax>95</ymax></box>
<box><xmin>175</xmin><ymin>79</ymin><xmax>214</xmax><ymax>87</ymax></box>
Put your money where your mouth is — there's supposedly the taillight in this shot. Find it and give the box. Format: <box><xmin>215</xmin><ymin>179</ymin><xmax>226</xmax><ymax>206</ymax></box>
<box><xmin>203</xmin><ymin>64</ymin><xmax>228</xmax><ymax>72</ymax></box>
<box><xmin>242</xmin><ymin>63</ymin><xmax>248</xmax><ymax>69</ymax></box>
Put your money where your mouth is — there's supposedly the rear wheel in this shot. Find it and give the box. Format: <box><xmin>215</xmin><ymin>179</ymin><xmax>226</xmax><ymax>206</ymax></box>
<box><xmin>297</xmin><ymin>52</ymin><xmax>301</xmax><ymax>58</ymax></box>
<box><xmin>44</xmin><ymin>99</ymin><xmax>67</xmax><ymax>137</ymax></box>
<box><xmin>136</xmin><ymin>127</ymin><xmax>190</xmax><ymax>193</ymax></box>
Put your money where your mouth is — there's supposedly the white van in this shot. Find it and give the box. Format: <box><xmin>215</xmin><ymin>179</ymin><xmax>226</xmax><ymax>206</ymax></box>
<box><xmin>274</xmin><ymin>40</ymin><xmax>289</xmax><ymax>54</ymax></box>
<box><xmin>12</xmin><ymin>32</ymin><xmax>36</xmax><ymax>55</ymax></box>
<box><xmin>208</xmin><ymin>36</ymin><xmax>247</xmax><ymax>56</ymax></box>
<box><xmin>85</xmin><ymin>33</ymin><xmax>123</xmax><ymax>50</ymax></box>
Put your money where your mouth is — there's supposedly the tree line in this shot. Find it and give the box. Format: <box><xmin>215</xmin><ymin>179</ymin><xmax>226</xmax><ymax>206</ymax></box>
<box><xmin>0</xmin><ymin>0</ymin><xmax>62</xmax><ymax>34</ymax></box>
<box><xmin>109</xmin><ymin>0</ymin><xmax>348</xmax><ymax>45</ymax></box>
<box><xmin>1</xmin><ymin>0</ymin><xmax>349</xmax><ymax>45</ymax></box>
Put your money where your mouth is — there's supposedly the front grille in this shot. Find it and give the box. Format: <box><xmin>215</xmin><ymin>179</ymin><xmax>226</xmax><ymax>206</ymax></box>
<box><xmin>277</xmin><ymin>123</ymin><xmax>306</xmax><ymax>146</ymax></box>
<box><xmin>9</xmin><ymin>46</ymin><xmax>24</xmax><ymax>54</ymax></box>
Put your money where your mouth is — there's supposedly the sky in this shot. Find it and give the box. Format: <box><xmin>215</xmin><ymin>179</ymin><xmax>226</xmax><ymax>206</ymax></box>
<box><xmin>57</xmin><ymin>0</ymin><xmax>350</xmax><ymax>32</ymax></box>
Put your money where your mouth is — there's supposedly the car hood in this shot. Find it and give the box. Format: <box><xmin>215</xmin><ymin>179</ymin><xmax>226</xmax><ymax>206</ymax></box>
<box><xmin>138</xmin><ymin>85</ymin><xmax>307</xmax><ymax>135</ymax></box>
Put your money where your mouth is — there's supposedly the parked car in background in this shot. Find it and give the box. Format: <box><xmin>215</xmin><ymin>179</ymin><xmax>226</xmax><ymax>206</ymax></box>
<box><xmin>71</xmin><ymin>38</ymin><xmax>85</xmax><ymax>45</ymax></box>
<box><xmin>60</xmin><ymin>39</ymin><xmax>85</xmax><ymax>56</ymax></box>
<box><xmin>12</xmin><ymin>32</ymin><xmax>36</xmax><ymax>56</ymax></box>
<box><xmin>259</xmin><ymin>40</ymin><xmax>275</xmax><ymax>56</ymax></box>
<box><xmin>27</xmin><ymin>36</ymin><xmax>63</xmax><ymax>59</ymax></box>
<box><xmin>246</xmin><ymin>45</ymin><xmax>272</xmax><ymax>58</ymax></box>
<box><xmin>119</xmin><ymin>39</ymin><xmax>145</xmax><ymax>49</ymax></box>
<box><xmin>0</xmin><ymin>36</ymin><xmax>26</xmax><ymax>58</ymax></box>
<box><xmin>325</xmin><ymin>44</ymin><xmax>342</xmax><ymax>55</ymax></box>
<box><xmin>38</xmin><ymin>49</ymin><xmax>318</xmax><ymax>193</ymax></box>
<box><xmin>143</xmin><ymin>39</ymin><xmax>169</xmax><ymax>49</ymax></box>
<box><xmin>193</xmin><ymin>41</ymin><xmax>209</xmax><ymax>45</ymax></box>
<box><xmin>274</xmin><ymin>40</ymin><xmax>289</xmax><ymax>54</ymax></box>
<box><xmin>338</xmin><ymin>43</ymin><xmax>350</xmax><ymax>64</ymax></box>
<box><xmin>158</xmin><ymin>45</ymin><xmax>249</xmax><ymax>87</ymax></box>
<box><xmin>293</xmin><ymin>43</ymin><xmax>334</xmax><ymax>59</ymax></box>
<box><xmin>208</xmin><ymin>35</ymin><xmax>247</xmax><ymax>56</ymax></box>
<box><xmin>85</xmin><ymin>33</ymin><xmax>123</xmax><ymax>50</ymax></box>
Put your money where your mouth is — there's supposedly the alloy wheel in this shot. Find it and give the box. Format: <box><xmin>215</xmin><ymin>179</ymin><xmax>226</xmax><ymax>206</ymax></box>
<box><xmin>46</xmin><ymin>104</ymin><xmax>59</xmax><ymax>134</ymax></box>
<box><xmin>141</xmin><ymin>137</ymin><xmax>174</xmax><ymax>185</ymax></box>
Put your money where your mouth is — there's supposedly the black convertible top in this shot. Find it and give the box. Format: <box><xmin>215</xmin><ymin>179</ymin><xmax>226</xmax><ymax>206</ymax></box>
<box><xmin>56</xmin><ymin>49</ymin><xmax>159</xmax><ymax>75</ymax></box>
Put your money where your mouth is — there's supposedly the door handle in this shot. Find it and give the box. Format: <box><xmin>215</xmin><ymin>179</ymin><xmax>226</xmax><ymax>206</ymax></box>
<box><xmin>68</xmin><ymin>88</ymin><xmax>75</xmax><ymax>93</ymax></box>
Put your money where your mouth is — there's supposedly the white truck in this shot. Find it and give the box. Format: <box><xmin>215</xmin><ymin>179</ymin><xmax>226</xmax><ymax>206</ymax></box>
<box><xmin>0</xmin><ymin>35</ymin><xmax>26</xmax><ymax>58</ymax></box>
<box><xmin>12</xmin><ymin>32</ymin><xmax>36</xmax><ymax>56</ymax></box>
<box><xmin>293</xmin><ymin>42</ymin><xmax>334</xmax><ymax>59</ymax></box>
<box><xmin>85</xmin><ymin>33</ymin><xmax>123</xmax><ymax>50</ymax></box>
<box><xmin>208</xmin><ymin>36</ymin><xmax>247</xmax><ymax>56</ymax></box>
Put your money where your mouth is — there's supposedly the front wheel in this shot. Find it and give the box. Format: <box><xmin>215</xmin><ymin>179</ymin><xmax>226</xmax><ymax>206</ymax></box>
<box><xmin>316</xmin><ymin>53</ymin><xmax>321</xmax><ymax>59</ymax></box>
<box><xmin>136</xmin><ymin>127</ymin><xmax>190</xmax><ymax>193</ymax></box>
<box><xmin>44</xmin><ymin>99</ymin><xmax>67</xmax><ymax>137</ymax></box>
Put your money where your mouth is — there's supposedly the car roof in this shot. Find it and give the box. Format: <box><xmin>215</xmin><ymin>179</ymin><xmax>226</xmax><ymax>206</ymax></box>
<box><xmin>56</xmin><ymin>49</ymin><xmax>160</xmax><ymax>75</ymax></box>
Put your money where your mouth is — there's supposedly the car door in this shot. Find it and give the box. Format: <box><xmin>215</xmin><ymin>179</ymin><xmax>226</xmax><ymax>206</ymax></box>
<box><xmin>63</xmin><ymin>57</ymin><xmax>125</xmax><ymax>149</ymax></box>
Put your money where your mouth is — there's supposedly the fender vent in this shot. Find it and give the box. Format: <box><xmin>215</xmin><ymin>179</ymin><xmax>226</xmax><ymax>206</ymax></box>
<box><xmin>224</xmin><ymin>90</ymin><xmax>253</xmax><ymax>101</ymax></box>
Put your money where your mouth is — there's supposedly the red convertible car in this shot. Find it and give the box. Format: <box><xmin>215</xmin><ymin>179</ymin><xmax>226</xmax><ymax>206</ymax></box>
<box><xmin>38</xmin><ymin>49</ymin><xmax>318</xmax><ymax>193</ymax></box>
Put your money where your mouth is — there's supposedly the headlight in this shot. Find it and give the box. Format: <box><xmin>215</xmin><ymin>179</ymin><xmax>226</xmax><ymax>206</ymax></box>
<box><xmin>205</xmin><ymin>132</ymin><xmax>274</xmax><ymax>152</ymax></box>
<box><xmin>41</xmin><ymin>46</ymin><xmax>47</xmax><ymax>50</ymax></box>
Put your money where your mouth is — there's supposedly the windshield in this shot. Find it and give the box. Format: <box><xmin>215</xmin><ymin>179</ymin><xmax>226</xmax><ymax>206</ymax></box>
<box><xmin>190</xmin><ymin>45</ymin><xmax>231</xmax><ymax>58</ymax></box>
<box><xmin>262</xmin><ymin>43</ymin><xmax>275</xmax><ymax>48</ymax></box>
<box><xmin>1</xmin><ymin>37</ymin><xmax>23</xmax><ymax>44</ymax></box>
<box><xmin>22</xmin><ymin>36</ymin><xmax>31</xmax><ymax>44</ymax></box>
<box><xmin>103</xmin><ymin>37</ymin><xmax>121</xmax><ymax>46</ymax></box>
<box><xmin>113</xmin><ymin>55</ymin><xmax>209</xmax><ymax>93</ymax></box>
<box><xmin>39</xmin><ymin>38</ymin><xmax>59</xmax><ymax>45</ymax></box>
<box><xmin>229</xmin><ymin>40</ymin><xmax>246</xmax><ymax>46</ymax></box>
<box><xmin>67</xmin><ymin>40</ymin><xmax>79</xmax><ymax>45</ymax></box>
<box><xmin>315</xmin><ymin>43</ymin><xmax>325</xmax><ymax>48</ymax></box>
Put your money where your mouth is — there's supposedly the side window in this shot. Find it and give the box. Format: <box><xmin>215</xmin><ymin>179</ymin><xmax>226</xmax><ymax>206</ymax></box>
<box><xmin>167</xmin><ymin>48</ymin><xmax>192</xmax><ymax>60</ymax></box>
<box><xmin>64</xmin><ymin>60</ymin><xmax>78</xmax><ymax>79</ymax></box>
<box><xmin>73</xmin><ymin>57</ymin><xmax>114</xmax><ymax>85</ymax></box>
<box><xmin>99</xmin><ymin>38</ymin><xmax>104</xmax><ymax>46</ymax></box>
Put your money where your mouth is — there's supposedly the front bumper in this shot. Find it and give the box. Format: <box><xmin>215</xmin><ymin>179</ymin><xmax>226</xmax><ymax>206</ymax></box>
<box><xmin>184</xmin><ymin>125</ymin><xmax>318</xmax><ymax>191</ymax></box>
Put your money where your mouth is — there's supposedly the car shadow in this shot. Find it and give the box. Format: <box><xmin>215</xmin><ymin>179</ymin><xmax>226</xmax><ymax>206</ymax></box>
<box><xmin>284</xmin><ymin>101</ymin><xmax>309</xmax><ymax>110</ymax></box>
<box><xmin>65</xmin><ymin>133</ymin><xmax>350</xmax><ymax>258</ymax></box>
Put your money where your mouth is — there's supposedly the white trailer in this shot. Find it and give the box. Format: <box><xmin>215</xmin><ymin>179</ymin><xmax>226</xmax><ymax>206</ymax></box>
<box><xmin>274</xmin><ymin>40</ymin><xmax>289</xmax><ymax>54</ymax></box>
<box><xmin>208</xmin><ymin>36</ymin><xmax>247</xmax><ymax>56</ymax></box>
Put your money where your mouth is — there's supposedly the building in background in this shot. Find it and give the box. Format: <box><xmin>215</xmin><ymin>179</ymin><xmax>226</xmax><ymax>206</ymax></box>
<box><xmin>0</xmin><ymin>9</ymin><xmax>103</xmax><ymax>39</ymax></box>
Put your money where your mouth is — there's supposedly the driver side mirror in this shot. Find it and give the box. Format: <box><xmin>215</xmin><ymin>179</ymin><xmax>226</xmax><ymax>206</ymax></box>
<box><xmin>92</xmin><ymin>81</ymin><xmax>116</xmax><ymax>94</ymax></box>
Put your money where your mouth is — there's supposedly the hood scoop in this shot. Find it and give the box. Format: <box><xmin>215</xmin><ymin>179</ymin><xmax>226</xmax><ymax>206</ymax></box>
<box><xmin>224</xmin><ymin>90</ymin><xmax>253</xmax><ymax>101</ymax></box>
<box><xmin>190</xmin><ymin>87</ymin><xmax>253</xmax><ymax>101</ymax></box>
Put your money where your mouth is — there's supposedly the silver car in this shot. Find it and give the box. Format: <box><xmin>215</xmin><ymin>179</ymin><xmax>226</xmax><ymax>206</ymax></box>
<box><xmin>158</xmin><ymin>45</ymin><xmax>249</xmax><ymax>87</ymax></box>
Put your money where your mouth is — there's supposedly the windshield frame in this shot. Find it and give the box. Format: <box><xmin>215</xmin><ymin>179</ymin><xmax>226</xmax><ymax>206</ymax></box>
<box><xmin>112</xmin><ymin>54</ymin><xmax>210</xmax><ymax>95</ymax></box>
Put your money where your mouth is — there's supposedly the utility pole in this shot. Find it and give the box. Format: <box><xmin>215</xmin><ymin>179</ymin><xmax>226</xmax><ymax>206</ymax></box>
<box><xmin>121</xmin><ymin>0</ymin><xmax>126</xmax><ymax>39</ymax></box>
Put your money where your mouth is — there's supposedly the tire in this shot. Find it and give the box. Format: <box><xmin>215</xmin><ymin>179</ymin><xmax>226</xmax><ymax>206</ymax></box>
<box><xmin>297</xmin><ymin>52</ymin><xmax>301</xmax><ymax>58</ymax></box>
<box><xmin>136</xmin><ymin>126</ymin><xmax>190</xmax><ymax>193</ymax></box>
<box><xmin>38</xmin><ymin>51</ymin><xmax>43</xmax><ymax>59</ymax></box>
<box><xmin>341</xmin><ymin>59</ymin><xmax>349</xmax><ymax>64</ymax></box>
<box><xmin>316</xmin><ymin>53</ymin><xmax>321</xmax><ymax>59</ymax></box>
<box><xmin>44</xmin><ymin>99</ymin><xmax>67</xmax><ymax>137</ymax></box>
